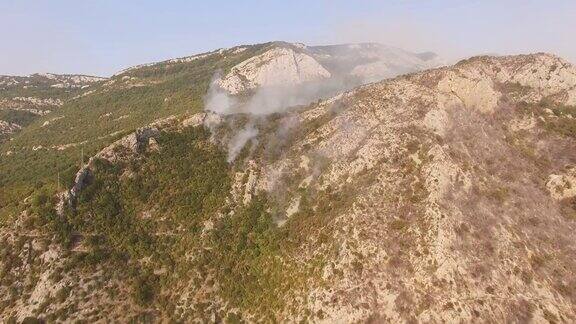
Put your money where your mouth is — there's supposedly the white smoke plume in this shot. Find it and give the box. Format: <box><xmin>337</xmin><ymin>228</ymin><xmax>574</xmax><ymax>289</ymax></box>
<box><xmin>239</xmin><ymin>78</ymin><xmax>347</xmax><ymax>115</ymax></box>
<box><xmin>226</xmin><ymin>122</ymin><xmax>258</xmax><ymax>163</ymax></box>
<box><xmin>204</xmin><ymin>71</ymin><xmax>236</xmax><ymax>115</ymax></box>
<box><xmin>204</xmin><ymin>75</ymin><xmax>346</xmax><ymax>116</ymax></box>
<box><xmin>202</xmin><ymin>71</ymin><xmax>352</xmax><ymax>162</ymax></box>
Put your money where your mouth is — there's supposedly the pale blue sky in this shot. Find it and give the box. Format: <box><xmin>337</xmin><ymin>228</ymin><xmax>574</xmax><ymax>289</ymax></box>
<box><xmin>1</xmin><ymin>0</ymin><xmax>574</xmax><ymax>76</ymax></box>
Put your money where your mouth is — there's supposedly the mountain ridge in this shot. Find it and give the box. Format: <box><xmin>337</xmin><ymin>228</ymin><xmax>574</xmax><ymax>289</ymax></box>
<box><xmin>1</xmin><ymin>44</ymin><xmax>576</xmax><ymax>322</ymax></box>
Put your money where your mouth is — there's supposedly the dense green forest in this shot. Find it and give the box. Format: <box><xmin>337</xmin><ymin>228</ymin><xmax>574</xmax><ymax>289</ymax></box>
<box><xmin>15</xmin><ymin>125</ymin><xmax>331</xmax><ymax>320</ymax></box>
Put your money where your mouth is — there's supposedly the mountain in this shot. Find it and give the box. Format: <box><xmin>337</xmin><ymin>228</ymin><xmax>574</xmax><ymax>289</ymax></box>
<box><xmin>0</xmin><ymin>73</ymin><xmax>106</xmax><ymax>141</ymax></box>
<box><xmin>0</xmin><ymin>41</ymin><xmax>441</xmax><ymax>220</ymax></box>
<box><xmin>216</xmin><ymin>42</ymin><xmax>444</xmax><ymax>95</ymax></box>
<box><xmin>1</xmin><ymin>43</ymin><xmax>576</xmax><ymax>322</ymax></box>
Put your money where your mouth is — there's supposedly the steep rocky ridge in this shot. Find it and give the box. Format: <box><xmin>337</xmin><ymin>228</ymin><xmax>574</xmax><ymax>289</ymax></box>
<box><xmin>205</xmin><ymin>52</ymin><xmax>576</xmax><ymax>322</ymax></box>
<box><xmin>169</xmin><ymin>52</ymin><xmax>568</xmax><ymax>322</ymax></box>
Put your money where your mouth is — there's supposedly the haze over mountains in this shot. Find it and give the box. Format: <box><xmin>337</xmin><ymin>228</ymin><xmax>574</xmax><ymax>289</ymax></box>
<box><xmin>0</xmin><ymin>42</ymin><xmax>442</xmax><ymax>142</ymax></box>
<box><xmin>1</xmin><ymin>40</ymin><xmax>575</xmax><ymax>323</ymax></box>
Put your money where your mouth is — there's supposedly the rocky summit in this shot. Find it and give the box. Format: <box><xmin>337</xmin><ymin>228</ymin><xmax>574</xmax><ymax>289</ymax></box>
<box><xmin>0</xmin><ymin>42</ymin><xmax>575</xmax><ymax>323</ymax></box>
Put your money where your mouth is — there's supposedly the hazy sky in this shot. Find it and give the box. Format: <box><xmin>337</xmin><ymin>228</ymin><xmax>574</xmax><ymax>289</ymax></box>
<box><xmin>1</xmin><ymin>0</ymin><xmax>574</xmax><ymax>76</ymax></box>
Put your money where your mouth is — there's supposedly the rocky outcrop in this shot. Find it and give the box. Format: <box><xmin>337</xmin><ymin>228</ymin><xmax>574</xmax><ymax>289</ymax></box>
<box><xmin>0</xmin><ymin>99</ymin><xmax>52</xmax><ymax>115</ymax></box>
<box><xmin>12</xmin><ymin>97</ymin><xmax>63</xmax><ymax>106</ymax></box>
<box><xmin>216</xmin><ymin>42</ymin><xmax>446</xmax><ymax>95</ymax></box>
<box><xmin>4</xmin><ymin>73</ymin><xmax>104</xmax><ymax>90</ymax></box>
<box><xmin>56</xmin><ymin>125</ymin><xmax>163</xmax><ymax>214</ymax></box>
<box><xmin>0</xmin><ymin>120</ymin><xmax>21</xmax><ymax>135</ymax></box>
<box><xmin>218</xmin><ymin>46</ymin><xmax>332</xmax><ymax>94</ymax></box>
<box><xmin>308</xmin><ymin>43</ymin><xmax>445</xmax><ymax>81</ymax></box>
<box><xmin>547</xmin><ymin>167</ymin><xmax>576</xmax><ymax>200</ymax></box>
<box><xmin>495</xmin><ymin>54</ymin><xmax>576</xmax><ymax>104</ymax></box>
<box><xmin>56</xmin><ymin>114</ymin><xmax>205</xmax><ymax>214</ymax></box>
<box><xmin>350</xmin><ymin>60</ymin><xmax>393</xmax><ymax>81</ymax></box>
<box><xmin>94</xmin><ymin>126</ymin><xmax>161</xmax><ymax>163</ymax></box>
<box><xmin>181</xmin><ymin>113</ymin><xmax>206</xmax><ymax>128</ymax></box>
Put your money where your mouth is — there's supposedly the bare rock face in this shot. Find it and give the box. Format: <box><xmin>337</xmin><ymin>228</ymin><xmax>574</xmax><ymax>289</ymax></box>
<box><xmin>350</xmin><ymin>60</ymin><xmax>393</xmax><ymax>81</ymax></box>
<box><xmin>547</xmin><ymin>167</ymin><xmax>576</xmax><ymax>200</ymax></box>
<box><xmin>33</xmin><ymin>73</ymin><xmax>106</xmax><ymax>87</ymax></box>
<box><xmin>95</xmin><ymin>126</ymin><xmax>161</xmax><ymax>162</ymax></box>
<box><xmin>494</xmin><ymin>54</ymin><xmax>576</xmax><ymax>104</ymax></box>
<box><xmin>181</xmin><ymin>113</ymin><xmax>206</xmax><ymax>128</ymax></box>
<box><xmin>218</xmin><ymin>46</ymin><xmax>332</xmax><ymax>94</ymax></box>
<box><xmin>12</xmin><ymin>97</ymin><xmax>63</xmax><ymax>106</ymax></box>
<box><xmin>0</xmin><ymin>120</ymin><xmax>21</xmax><ymax>135</ymax></box>
<box><xmin>438</xmin><ymin>69</ymin><xmax>501</xmax><ymax>113</ymax></box>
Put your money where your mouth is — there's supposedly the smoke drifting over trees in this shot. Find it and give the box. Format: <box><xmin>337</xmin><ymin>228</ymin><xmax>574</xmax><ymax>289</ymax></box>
<box><xmin>203</xmin><ymin>72</ymin><xmax>349</xmax><ymax>162</ymax></box>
